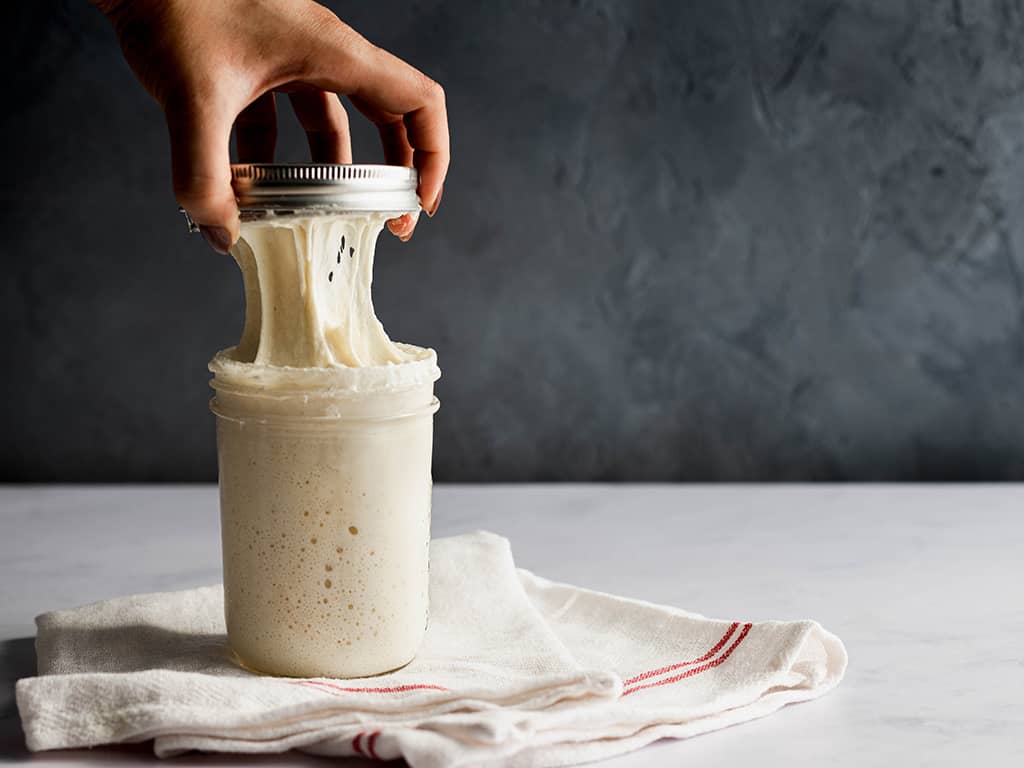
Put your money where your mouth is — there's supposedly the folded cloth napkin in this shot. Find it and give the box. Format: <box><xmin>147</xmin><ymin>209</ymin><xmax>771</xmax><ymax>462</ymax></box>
<box><xmin>17</xmin><ymin>531</ymin><xmax>846</xmax><ymax>767</ymax></box>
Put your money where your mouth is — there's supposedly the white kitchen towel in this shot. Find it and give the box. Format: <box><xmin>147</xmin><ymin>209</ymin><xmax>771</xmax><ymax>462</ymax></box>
<box><xmin>17</xmin><ymin>531</ymin><xmax>846</xmax><ymax>767</ymax></box>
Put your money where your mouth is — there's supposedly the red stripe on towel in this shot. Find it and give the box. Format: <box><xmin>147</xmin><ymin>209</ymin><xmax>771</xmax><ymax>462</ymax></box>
<box><xmin>367</xmin><ymin>730</ymin><xmax>381</xmax><ymax>759</ymax></box>
<box><xmin>352</xmin><ymin>732</ymin><xmax>365</xmax><ymax>755</ymax></box>
<box><xmin>622</xmin><ymin>622</ymin><xmax>753</xmax><ymax>697</ymax></box>
<box><xmin>291</xmin><ymin>679</ymin><xmax>448</xmax><ymax>695</ymax></box>
<box><xmin>623</xmin><ymin>622</ymin><xmax>740</xmax><ymax>686</ymax></box>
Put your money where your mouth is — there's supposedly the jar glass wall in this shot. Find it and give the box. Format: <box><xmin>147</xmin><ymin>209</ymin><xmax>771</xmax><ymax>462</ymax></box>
<box><xmin>211</xmin><ymin>355</ymin><xmax>439</xmax><ymax>678</ymax></box>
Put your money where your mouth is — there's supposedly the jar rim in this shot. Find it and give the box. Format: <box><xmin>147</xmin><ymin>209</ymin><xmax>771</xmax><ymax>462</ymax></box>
<box><xmin>208</xmin><ymin>344</ymin><xmax>440</xmax><ymax>398</ymax></box>
<box><xmin>209</xmin><ymin>395</ymin><xmax>440</xmax><ymax>428</ymax></box>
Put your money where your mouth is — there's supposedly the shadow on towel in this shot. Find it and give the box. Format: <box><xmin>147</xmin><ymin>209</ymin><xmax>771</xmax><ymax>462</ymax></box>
<box><xmin>1</xmin><ymin>636</ymin><xmax>36</xmax><ymax>757</ymax></box>
<box><xmin>35</xmin><ymin>624</ymin><xmax>244</xmax><ymax>677</ymax></box>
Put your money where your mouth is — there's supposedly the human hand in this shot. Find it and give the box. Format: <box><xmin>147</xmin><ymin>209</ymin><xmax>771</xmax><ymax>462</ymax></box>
<box><xmin>93</xmin><ymin>0</ymin><xmax>449</xmax><ymax>252</ymax></box>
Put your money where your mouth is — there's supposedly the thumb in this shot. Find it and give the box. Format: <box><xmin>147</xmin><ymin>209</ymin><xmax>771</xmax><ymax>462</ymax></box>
<box><xmin>166</xmin><ymin>101</ymin><xmax>239</xmax><ymax>253</ymax></box>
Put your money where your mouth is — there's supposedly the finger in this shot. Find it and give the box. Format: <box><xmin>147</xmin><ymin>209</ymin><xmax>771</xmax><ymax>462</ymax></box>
<box><xmin>377</xmin><ymin>118</ymin><xmax>413</xmax><ymax>167</ymax></box>
<box><xmin>386</xmin><ymin>212</ymin><xmax>417</xmax><ymax>242</ymax></box>
<box><xmin>296</xmin><ymin>22</ymin><xmax>449</xmax><ymax>213</ymax></box>
<box><xmin>350</xmin><ymin>74</ymin><xmax>447</xmax><ymax>215</ymax></box>
<box><xmin>166</xmin><ymin>97</ymin><xmax>239</xmax><ymax>251</ymax></box>
<box><xmin>288</xmin><ymin>90</ymin><xmax>352</xmax><ymax>163</ymax></box>
<box><xmin>398</xmin><ymin>90</ymin><xmax>449</xmax><ymax>216</ymax></box>
<box><xmin>235</xmin><ymin>91</ymin><xmax>277</xmax><ymax>163</ymax></box>
<box><xmin>377</xmin><ymin>119</ymin><xmax>418</xmax><ymax>240</ymax></box>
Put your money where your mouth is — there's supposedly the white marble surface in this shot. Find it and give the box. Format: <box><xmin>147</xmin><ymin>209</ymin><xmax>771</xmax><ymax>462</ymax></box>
<box><xmin>1</xmin><ymin>484</ymin><xmax>1022</xmax><ymax>766</ymax></box>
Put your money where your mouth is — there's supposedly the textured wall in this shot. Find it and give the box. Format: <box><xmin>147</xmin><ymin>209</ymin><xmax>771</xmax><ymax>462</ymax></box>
<box><xmin>5</xmin><ymin>0</ymin><xmax>1024</xmax><ymax>481</ymax></box>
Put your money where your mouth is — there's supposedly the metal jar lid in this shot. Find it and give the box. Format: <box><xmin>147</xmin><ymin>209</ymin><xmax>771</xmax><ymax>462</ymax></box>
<box><xmin>230</xmin><ymin>163</ymin><xmax>419</xmax><ymax>214</ymax></box>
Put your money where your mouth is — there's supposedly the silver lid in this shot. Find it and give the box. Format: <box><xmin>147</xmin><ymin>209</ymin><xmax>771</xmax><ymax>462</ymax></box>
<box><xmin>230</xmin><ymin>163</ymin><xmax>419</xmax><ymax>213</ymax></box>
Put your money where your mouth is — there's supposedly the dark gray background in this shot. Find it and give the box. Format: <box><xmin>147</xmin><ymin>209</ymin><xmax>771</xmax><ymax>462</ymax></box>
<box><xmin>4</xmin><ymin>0</ymin><xmax>1024</xmax><ymax>482</ymax></box>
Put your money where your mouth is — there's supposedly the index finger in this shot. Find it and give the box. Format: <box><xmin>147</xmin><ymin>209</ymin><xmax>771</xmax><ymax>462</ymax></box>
<box><xmin>295</xmin><ymin>23</ymin><xmax>449</xmax><ymax>213</ymax></box>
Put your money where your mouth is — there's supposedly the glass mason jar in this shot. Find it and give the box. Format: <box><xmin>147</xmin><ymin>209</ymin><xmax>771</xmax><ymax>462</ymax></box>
<box><xmin>206</xmin><ymin>164</ymin><xmax>440</xmax><ymax>678</ymax></box>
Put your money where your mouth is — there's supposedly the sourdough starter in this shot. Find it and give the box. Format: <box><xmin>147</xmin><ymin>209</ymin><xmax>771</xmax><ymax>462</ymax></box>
<box><xmin>211</xmin><ymin>213</ymin><xmax>439</xmax><ymax>678</ymax></box>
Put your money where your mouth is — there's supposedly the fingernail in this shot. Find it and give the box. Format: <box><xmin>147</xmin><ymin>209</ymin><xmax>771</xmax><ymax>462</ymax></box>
<box><xmin>426</xmin><ymin>185</ymin><xmax>444</xmax><ymax>217</ymax></box>
<box><xmin>199</xmin><ymin>225</ymin><xmax>233</xmax><ymax>254</ymax></box>
<box><xmin>387</xmin><ymin>214</ymin><xmax>416</xmax><ymax>240</ymax></box>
